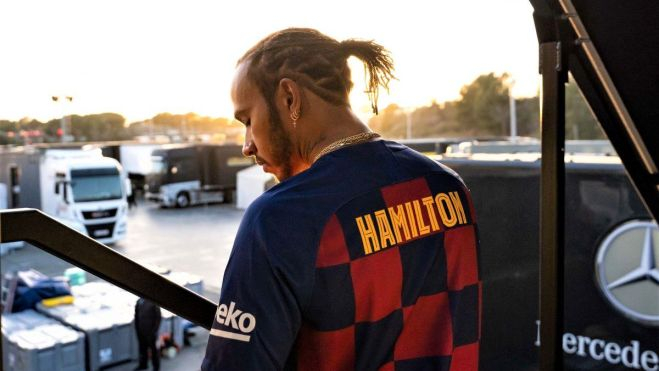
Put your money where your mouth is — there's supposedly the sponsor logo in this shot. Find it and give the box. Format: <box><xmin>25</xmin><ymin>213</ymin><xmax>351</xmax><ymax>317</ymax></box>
<box><xmin>210</xmin><ymin>301</ymin><xmax>256</xmax><ymax>342</ymax></box>
<box><xmin>535</xmin><ymin>322</ymin><xmax>659</xmax><ymax>370</ymax></box>
<box><xmin>595</xmin><ymin>220</ymin><xmax>659</xmax><ymax>326</ymax></box>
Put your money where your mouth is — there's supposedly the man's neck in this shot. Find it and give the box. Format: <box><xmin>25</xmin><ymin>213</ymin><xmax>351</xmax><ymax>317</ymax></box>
<box><xmin>286</xmin><ymin>112</ymin><xmax>372</xmax><ymax>179</ymax></box>
<box><xmin>304</xmin><ymin>107</ymin><xmax>371</xmax><ymax>163</ymax></box>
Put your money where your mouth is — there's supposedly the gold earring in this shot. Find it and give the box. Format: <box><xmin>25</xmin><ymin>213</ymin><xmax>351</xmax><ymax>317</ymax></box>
<box><xmin>291</xmin><ymin>109</ymin><xmax>300</xmax><ymax>128</ymax></box>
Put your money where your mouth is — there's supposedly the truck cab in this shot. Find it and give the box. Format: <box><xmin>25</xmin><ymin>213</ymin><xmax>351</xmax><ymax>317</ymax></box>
<box><xmin>42</xmin><ymin>149</ymin><xmax>129</xmax><ymax>244</ymax></box>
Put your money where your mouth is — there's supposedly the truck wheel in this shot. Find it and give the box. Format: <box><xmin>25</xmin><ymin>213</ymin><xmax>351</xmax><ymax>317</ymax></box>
<box><xmin>176</xmin><ymin>192</ymin><xmax>190</xmax><ymax>208</ymax></box>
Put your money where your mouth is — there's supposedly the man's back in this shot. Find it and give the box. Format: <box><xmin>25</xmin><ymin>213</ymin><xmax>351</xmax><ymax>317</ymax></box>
<box><xmin>203</xmin><ymin>140</ymin><xmax>480</xmax><ymax>370</ymax></box>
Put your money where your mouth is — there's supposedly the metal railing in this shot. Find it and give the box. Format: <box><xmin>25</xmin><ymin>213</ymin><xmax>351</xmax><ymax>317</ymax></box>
<box><xmin>0</xmin><ymin>208</ymin><xmax>217</xmax><ymax>330</ymax></box>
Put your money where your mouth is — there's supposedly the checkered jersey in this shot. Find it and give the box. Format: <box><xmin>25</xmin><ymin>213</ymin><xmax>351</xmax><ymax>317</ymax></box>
<box><xmin>202</xmin><ymin>141</ymin><xmax>481</xmax><ymax>371</ymax></box>
<box><xmin>298</xmin><ymin>174</ymin><xmax>480</xmax><ymax>371</ymax></box>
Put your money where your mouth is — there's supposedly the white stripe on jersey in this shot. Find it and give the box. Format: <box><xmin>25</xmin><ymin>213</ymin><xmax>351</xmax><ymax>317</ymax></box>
<box><xmin>210</xmin><ymin>328</ymin><xmax>251</xmax><ymax>342</ymax></box>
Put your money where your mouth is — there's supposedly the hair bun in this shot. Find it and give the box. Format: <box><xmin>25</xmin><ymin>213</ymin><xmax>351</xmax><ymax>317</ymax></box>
<box><xmin>339</xmin><ymin>39</ymin><xmax>362</xmax><ymax>58</ymax></box>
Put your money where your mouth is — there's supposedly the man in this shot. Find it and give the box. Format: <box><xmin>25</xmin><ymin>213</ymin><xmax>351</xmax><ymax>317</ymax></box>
<box><xmin>134</xmin><ymin>297</ymin><xmax>161</xmax><ymax>371</ymax></box>
<box><xmin>203</xmin><ymin>28</ymin><xmax>481</xmax><ymax>370</ymax></box>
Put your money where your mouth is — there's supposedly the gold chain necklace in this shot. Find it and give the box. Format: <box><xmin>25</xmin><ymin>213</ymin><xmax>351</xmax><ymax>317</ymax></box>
<box><xmin>313</xmin><ymin>132</ymin><xmax>380</xmax><ymax>163</ymax></box>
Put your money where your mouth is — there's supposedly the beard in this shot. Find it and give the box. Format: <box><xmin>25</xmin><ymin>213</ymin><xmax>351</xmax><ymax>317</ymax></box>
<box><xmin>266</xmin><ymin>102</ymin><xmax>293</xmax><ymax>181</ymax></box>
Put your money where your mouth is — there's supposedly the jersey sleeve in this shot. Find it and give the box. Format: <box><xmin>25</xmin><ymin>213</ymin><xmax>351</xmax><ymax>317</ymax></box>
<box><xmin>202</xmin><ymin>200</ymin><xmax>317</xmax><ymax>371</ymax></box>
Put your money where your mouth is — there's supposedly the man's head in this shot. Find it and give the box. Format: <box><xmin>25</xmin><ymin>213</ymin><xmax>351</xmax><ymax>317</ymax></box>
<box><xmin>231</xmin><ymin>28</ymin><xmax>395</xmax><ymax>180</ymax></box>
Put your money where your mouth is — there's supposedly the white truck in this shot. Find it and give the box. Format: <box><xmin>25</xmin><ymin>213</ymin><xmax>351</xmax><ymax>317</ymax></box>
<box><xmin>0</xmin><ymin>146</ymin><xmax>129</xmax><ymax>244</ymax></box>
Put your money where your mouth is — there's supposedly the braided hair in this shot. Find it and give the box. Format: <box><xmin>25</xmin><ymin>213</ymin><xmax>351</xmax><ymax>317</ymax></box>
<box><xmin>238</xmin><ymin>28</ymin><xmax>395</xmax><ymax>115</ymax></box>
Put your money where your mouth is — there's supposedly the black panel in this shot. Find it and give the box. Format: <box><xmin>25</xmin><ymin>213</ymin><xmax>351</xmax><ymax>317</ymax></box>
<box><xmin>531</xmin><ymin>0</ymin><xmax>659</xmax><ymax>220</ymax></box>
<box><xmin>440</xmin><ymin>159</ymin><xmax>654</xmax><ymax>370</ymax></box>
<box><xmin>570</xmin><ymin>0</ymin><xmax>659</xmax><ymax>164</ymax></box>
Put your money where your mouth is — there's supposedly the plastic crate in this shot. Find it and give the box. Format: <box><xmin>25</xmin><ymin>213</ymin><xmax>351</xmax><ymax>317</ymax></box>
<box><xmin>2</xmin><ymin>312</ymin><xmax>85</xmax><ymax>371</ymax></box>
<box><xmin>2</xmin><ymin>310</ymin><xmax>56</xmax><ymax>369</ymax></box>
<box><xmin>37</xmin><ymin>304</ymin><xmax>137</xmax><ymax>371</ymax></box>
<box><xmin>2</xmin><ymin>310</ymin><xmax>53</xmax><ymax>330</ymax></box>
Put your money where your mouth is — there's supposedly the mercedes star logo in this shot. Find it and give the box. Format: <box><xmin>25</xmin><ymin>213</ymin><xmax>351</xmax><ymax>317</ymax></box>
<box><xmin>595</xmin><ymin>220</ymin><xmax>659</xmax><ymax>326</ymax></box>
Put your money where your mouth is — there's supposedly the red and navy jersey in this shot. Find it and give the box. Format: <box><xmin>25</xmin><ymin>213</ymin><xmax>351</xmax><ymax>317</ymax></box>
<box><xmin>202</xmin><ymin>140</ymin><xmax>481</xmax><ymax>371</ymax></box>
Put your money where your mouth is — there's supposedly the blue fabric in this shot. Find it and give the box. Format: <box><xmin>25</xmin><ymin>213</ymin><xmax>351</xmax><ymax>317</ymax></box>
<box><xmin>11</xmin><ymin>270</ymin><xmax>71</xmax><ymax>312</ymax></box>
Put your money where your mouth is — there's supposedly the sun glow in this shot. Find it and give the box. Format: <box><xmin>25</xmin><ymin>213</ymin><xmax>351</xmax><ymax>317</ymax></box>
<box><xmin>0</xmin><ymin>1</ymin><xmax>538</xmax><ymax>125</ymax></box>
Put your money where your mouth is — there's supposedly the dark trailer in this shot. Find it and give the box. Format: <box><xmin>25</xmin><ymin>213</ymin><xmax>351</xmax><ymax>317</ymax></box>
<box><xmin>440</xmin><ymin>155</ymin><xmax>658</xmax><ymax>370</ymax></box>
<box><xmin>146</xmin><ymin>144</ymin><xmax>254</xmax><ymax>208</ymax></box>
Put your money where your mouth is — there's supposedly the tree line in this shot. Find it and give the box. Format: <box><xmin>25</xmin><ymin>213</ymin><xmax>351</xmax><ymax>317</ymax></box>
<box><xmin>0</xmin><ymin>113</ymin><xmax>241</xmax><ymax>145</ymax></box>
<box><xmin>369</xmin><ymin>73</ymin><xmax>604</xmax><ymax>140</ymax></box>
<box><xmin>0</xmin><ymin>73</ymin><xmax>604</xmax><ymax>146</ymax></box>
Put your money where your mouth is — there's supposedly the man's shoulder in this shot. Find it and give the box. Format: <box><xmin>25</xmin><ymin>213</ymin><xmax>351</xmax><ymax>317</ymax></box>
<box><xmin>381</xmin><ymin>140</ymin><xmax>448</xmax><ymax>171</ymax></box>
<box><xmin>240</xmin><ymin>183</ymin><xmax>337</xmax><ymax>247</ymax></box>
<box><xmin>247</xmin><ymin>184</ymin><xmax>320</xmax><ymax>218</ymax></box>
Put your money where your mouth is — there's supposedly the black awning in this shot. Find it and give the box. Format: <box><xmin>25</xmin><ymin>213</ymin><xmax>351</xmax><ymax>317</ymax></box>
<box><xmin>530</xmin><ymin>0</ymin><xmax>659</xmax><ymax>219</ymax></box>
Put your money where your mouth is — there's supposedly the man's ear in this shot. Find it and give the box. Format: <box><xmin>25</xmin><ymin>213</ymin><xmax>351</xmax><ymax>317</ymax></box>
<box><xmin>277</xmin><ymin>78</ymin><xmax>301</xmax><ymax>116</ymax></box>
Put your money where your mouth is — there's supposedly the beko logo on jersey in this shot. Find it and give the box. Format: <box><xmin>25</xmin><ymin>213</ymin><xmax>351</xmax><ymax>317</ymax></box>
<box><xmin>210</xmin><ymin>301</ymin><xmax>256</xmax><ymax>342</ymax></box>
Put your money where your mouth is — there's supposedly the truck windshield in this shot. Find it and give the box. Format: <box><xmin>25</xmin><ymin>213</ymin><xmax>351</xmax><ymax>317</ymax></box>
<box><xmin>70</xmin><ymin>168</ymin><xmax>123</xmax><ymax>202</ymax></box>
<box><xmin>151</xmin><ymin>156</ymin><xmax>167</xmax><ymax>174</ymax></box>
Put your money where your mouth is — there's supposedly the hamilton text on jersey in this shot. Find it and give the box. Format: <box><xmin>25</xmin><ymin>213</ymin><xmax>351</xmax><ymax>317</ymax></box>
<box><xmin>355</xmin><ymin>190</ymin><xmax>468</xmax><ymax>255</ymax></box>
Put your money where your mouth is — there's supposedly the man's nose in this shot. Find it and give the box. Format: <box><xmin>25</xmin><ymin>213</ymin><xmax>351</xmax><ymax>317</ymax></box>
<box><xmin>242</xmin><ymin>130</ymin><xmax>255</xmax><ymax>157</ymax></box>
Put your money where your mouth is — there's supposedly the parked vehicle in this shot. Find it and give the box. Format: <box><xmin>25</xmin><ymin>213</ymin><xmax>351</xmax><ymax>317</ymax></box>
<box><xmin>101</xmin><ymin>142</ymin><xmax>162</xmax><ymax>195</ymax></box>
<box><xmin>145</xmin><ymin>144</ymin><xmax>254</xmax><ymax>208</ymax></box>
<box><xmin>0</xmin><ymin>147</ymin><xmax>129</xmax><ymax>244</ymax></box>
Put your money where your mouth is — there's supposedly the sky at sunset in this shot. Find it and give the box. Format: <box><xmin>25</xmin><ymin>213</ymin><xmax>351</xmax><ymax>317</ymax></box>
<box><xmin>0</xmin><ymin>1</ymin><xmax>539</xmax><ymax>124</ymax></box>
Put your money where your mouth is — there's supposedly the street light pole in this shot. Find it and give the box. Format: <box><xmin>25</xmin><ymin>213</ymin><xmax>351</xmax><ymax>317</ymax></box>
<box><xmin>509</xmin><ymin>80</ymin><xmax>518</xmax><ymax>140</ymax></box>
<box><xmin>51</xmin><ymin>96</ymin><xmax>73</xmax><ymax>142</ymax></box>
<box><xmin>405</xmin><ymin>108</ymin><xmax>413</xmax><ymax>139</ymax></box>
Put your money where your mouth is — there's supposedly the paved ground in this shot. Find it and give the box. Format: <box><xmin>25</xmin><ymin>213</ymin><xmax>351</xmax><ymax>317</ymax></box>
<box><xmin>117</xmin><ymin>198</ymin><xmax>244</xmax><ymax>296</ymax></box>
<box><xmin>1</xmin><ymin>197</ymin><xmax>246</xmax><ymax>370</ymax></box>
